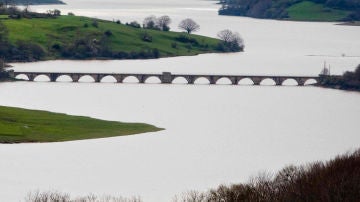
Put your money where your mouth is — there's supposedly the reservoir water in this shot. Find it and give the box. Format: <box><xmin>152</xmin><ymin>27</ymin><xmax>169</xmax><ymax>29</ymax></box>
<box><xmin>1</xmin><ymin>0</ymin><xmax>360</xmax><ymax>201</ymax></box>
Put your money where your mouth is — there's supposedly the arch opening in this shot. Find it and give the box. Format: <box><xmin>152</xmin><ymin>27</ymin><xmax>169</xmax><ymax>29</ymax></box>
<box><xmin>101</xmin><ymin>75</ymin><xmax>117</xmax><ymax>83</ymax></box>
<box><xmin>15</xmin><ymin>74</ymin><xmax>29</xmax><ymax>81</ymax></box>
<box><xmin>78</xmin><ymin>75</ymin><xmax>96</xmax><ymax>83</ymax></box>
<box><xmin>172</xmin><ymin>77</ymin><xmax>188</xmax><ymax>84</ymax></box>
<box><xmin>238</xmin><ymin>78</ymin><xmax>254</xmax><ymax>85</ymax></box>
<box><xmin>122</xmin><ymin>76</ymin><xmax>140</xmax><ymax>83</ymax></box>
<box><xmin>260</xmin><ymin>78</ymin><xmax>276</xmax><ymax>86</ymax></box>
<box><xmin>34</xmin><ymin>75</ymin><xmax>50</xmax><ymax>82</ymax></box>
<box><xmin>145</xmin><ymin>76</ymin><xmax>161</xmax><ymax>84</ymax></box>
<box><xmin>216</xmin><ymin>77</ymin><xmax>232</xmax><ymax>85</ymax></box>
<box><xmin>282</xmin><ymin>79</ymin><xmax>298</xmax><ymax>86</ymax></box>
<box><xmin>194</xmin><ymin>77</ymin><xmax>210</xmax><ymax>85</ymax></box>
<box><xmin>56</xmin><ymin>75</ymin><xmax>73</xmax><ymax>82</ymax></box>
<box><xmin>304</xmin><ymin>79</ymin><xmax>317</xmax><ymax>85</ymax></box>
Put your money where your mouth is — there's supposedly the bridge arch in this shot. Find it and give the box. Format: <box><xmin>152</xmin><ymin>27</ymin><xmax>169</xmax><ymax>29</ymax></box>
<box><xmin>56</xmin><ymin>75</ymin><xmax>73</xmax><ymax>82</ymax></box>
<box><xmin>145</xmin><ymin>76</ymin><xmax>161</xmax><ymax>84</ymax></box>
<box><xmin>216</xmin><ymin>77</ymin><xmax>232</xmax><ymax>85</ymax></box>
<box><xmin>194</xmin><ymin>77</ymin><xmax>210</xmax><ymax>85</ymax></box>
<box><xmin>34</xmin><ymin>74</ymin><xmax>50</xmax><ymax>82</ymax></box>
<box><xmin>304</xmin><ymin>79</ymin><xmax>318</xmax><ymax>85</ymax></box>
<box><xmin>260</xmin><ymin>78</ymin><xmax>276</xmax><ymax>86</ymax></box>
<box><xmin>172</xmin><ymin>76</ymin><xmax>188</xmax><ymax>84</ymax></box>
<box><xmin>78</xmin><ymin>75</ymin><xmax>96</xmax><ymax>82</ymax></box>
<box><xmin>282</xmin><ymin>78</ymin><xmax>298</xmax><ymax>86</ymax></box>
<box><xmin>100</xmin><ymin>75</ymin><xmax>117</xmax><ymax>83</ymax></box>
<box><xmin>238</xmin><ymin>78</ymin><xmax>254</xmax><ymax>85</ymax></box>
<box><xmin>122</xmin><ymin>76</ymin><xmax>140</xmax><ymax>83</ymax></box>
<box><xmin>15</xmin><ymin>74</ymin><xmax>30</xmax><ymax>81</ymax></box>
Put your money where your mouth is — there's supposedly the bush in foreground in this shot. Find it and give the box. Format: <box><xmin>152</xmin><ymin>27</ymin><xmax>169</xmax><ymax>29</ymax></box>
<box><xmin>175</xmin><ymin>149</ymin><xmax>360</xmax><ymax>201</ymax></box>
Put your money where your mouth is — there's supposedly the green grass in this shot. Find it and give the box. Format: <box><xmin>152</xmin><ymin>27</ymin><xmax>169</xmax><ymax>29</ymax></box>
<box><xmin>0</xmin><ymin>15</ymin><xmax>9</xmax><ymax>19</ymax></box>
<box><xmin>0</xmin><ymin>105</ymin><xmax>162</xmax><ymax>143</ymax></box>
<box><xmin>287</xmin><ymin>1</ymin><xmax>350</xmax><ymax>21</ymax></box>
<box><xmin>2</xmin><ymin>15</ymin><xmax>221</xmax><ymax>60</ymax></box>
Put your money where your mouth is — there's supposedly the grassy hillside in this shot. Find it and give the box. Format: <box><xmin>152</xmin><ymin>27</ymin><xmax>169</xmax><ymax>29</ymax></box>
<box><xmin>287</xmin><ymin>1</ymin><xmax>350</xmax><ymax>21</ymax></box>
<box><xmin>0</xmin><ymin>106</ymin><xmax>162</xmax><ymax>143</ymax></box>
<box><xmin>1</xmin><ymin>15</ymin><xmax>224</xmax><ymax>61</ymax></box>
<box><xmin>219</xmin><ymin>0</ymin><xmax>360</xmax><ymax>21</ymax></box>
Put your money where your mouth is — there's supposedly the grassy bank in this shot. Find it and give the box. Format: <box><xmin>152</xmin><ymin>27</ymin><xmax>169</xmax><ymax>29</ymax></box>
<box><xmin>0</xmin><ymin>106</ymin><xmax>162</xmax><ymax>143</ymax></box>
<box><xmin>1</xmin><ymin>15</ymin><xmax>224</xmax><ymax>61</ymax></box>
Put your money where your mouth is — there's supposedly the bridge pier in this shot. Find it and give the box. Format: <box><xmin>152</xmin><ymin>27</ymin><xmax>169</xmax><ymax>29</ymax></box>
<box><xmin>71</xmin><ymin>74</ymin><xmax>80</xmax><ymax>82</ymax></box>
<box><xmin>209</xmin><ymin>76</ymin><xmax>216</xmax><ymax>85</ymax></box>
<box><xmin>252</xmin><ymin>77</ymin><xmax>262</xmax><ymax>85</ymax></box>
<box><xmin>114</xmin><ymin>75</ymin><xmax>125</xmax><ymax>83</ymax></box>
<box><xmin>50</xmin><ymin>73</ymin><xmax>57</xmax><ymax>82</ymax></box>
<box><xmin>161</xmin><ymin>72</ymin><xmax>172</xmax><ymax>84</ymax></box>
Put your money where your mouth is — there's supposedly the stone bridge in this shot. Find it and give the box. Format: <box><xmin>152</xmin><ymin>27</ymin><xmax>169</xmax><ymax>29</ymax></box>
<box><xmin>12</xmin><ymin>71</ymin><xmax>321</xmax><ymax>86</ymax></box>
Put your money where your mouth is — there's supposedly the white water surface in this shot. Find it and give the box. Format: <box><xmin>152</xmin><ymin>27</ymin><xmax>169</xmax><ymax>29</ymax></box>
<box><xmin>1</xmin><ymin>0</ymin><xmax>360</xmax><ymax>201</ymax></box>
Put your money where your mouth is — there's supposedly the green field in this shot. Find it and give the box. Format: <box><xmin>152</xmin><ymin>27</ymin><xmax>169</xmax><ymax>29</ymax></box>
<box><xmin>0</xmin><ymin>106</ymin><xmax>162</xmax><ymax>143</ymax></box>
<box><xmin>287</xmin><ymin>1</ymin><xmax>350</xmax><ymax>21</ymax></box>
<box><xmin>2</xmin><ymin>15</ymin><xmax>222</xmax><ymax>60</ymax></box>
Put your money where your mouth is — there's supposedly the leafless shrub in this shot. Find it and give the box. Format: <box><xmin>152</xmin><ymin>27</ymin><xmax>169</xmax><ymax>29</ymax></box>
<box><xmin>25</xmin><ymin>191</ymin><xmax>142</xmax><ymax>202</ymax></box>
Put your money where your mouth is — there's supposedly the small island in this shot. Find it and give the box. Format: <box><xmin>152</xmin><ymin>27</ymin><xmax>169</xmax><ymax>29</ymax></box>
<box><xmin>219</xmin><ymin>0</ymin><xmax>360</xmax><ymax>22</ymax></box>
<box><xmin>0</xmin><ymin>105</ymin><xmax>162</xmax><ymax>143</ymax></box>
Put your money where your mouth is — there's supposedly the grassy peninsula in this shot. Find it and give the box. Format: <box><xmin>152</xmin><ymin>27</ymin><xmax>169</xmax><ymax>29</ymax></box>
<box><xmin>219</xmin><ymin>0</ymin><xmax>360</xmax><ymax>22</ymax></box>
<box><xmin>0</xmin><ymin>8</ymin><xmax>236</xmax><ymax>62</ymax></box>
<box><xmin>0</xmin><ymin>106</ymin><xmax>162</xmax><ymax>143</ymax></box>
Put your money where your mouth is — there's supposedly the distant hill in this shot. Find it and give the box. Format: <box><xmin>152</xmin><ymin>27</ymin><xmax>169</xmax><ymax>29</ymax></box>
<box><xmin>219</xmin><ymin>0</ymin><xmax>360</xmax><ymax>21</ymax></box>
<box><xmin>0</xmin><ymin>0</ymin><xmax>64</xmax><ymax>5</ymax></box>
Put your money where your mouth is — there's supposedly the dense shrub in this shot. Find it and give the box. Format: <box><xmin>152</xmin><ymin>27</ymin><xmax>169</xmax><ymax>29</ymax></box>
<box><xmin>175</xmin><ymin>34</ymin><xmax>199</xmax><ymax>45</ymax></box>
<box><xmin>141</xmin><ymin>31</ymin><xmax>152</xmax><ymax>42</ymax></box>
<box><xmin>91</xmin><ymin>20</ymin><xmax>98</xmax><ymax>28</ymax></box>
<box><xmin>104</xmin><ymin>30</ymin><xmax>113</xmax><ymax>37</ymax></box>
<box><xmin>126</xmin><ymin>21</ymin><xmax>141</xmax><ymax>28</ymax></box>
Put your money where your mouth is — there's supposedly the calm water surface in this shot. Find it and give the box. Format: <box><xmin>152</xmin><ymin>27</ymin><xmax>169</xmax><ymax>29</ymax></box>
<box><xmin>1</xmin><ymin>0</ymin><xmax>360</xmax><ymax>201</ymax></box>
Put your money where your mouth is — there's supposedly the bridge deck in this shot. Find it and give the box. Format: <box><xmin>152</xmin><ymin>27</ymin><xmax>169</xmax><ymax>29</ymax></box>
<box><xmin>12</xmin><ymin>71</ymin><xmax>321</xmax><ymax>86</ymax></box>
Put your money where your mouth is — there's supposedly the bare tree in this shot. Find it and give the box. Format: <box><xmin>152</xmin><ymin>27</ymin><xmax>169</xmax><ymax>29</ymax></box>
<box><xmin>143</xmin><ymin>15</ymin><xmax>157</xmax><ymax>29</ymax></box>
<box><xmin>24</xmin><ymin>0</ymin><xmax>30</xmax><ymax>13</ymax></box>
<box><xmin>157</xmin><ymin>15</ymin><xmax>171</xmax><ymax>31</ymax></box>
<box><xmin>217</xmin><ymin>29</ymin><xmax>244</xmax><ymax>51</ymax></box>
<box><xmin>178</xmin><ymin>18</ymin><xmax>200</xmax><ymax>34</ymax></box>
